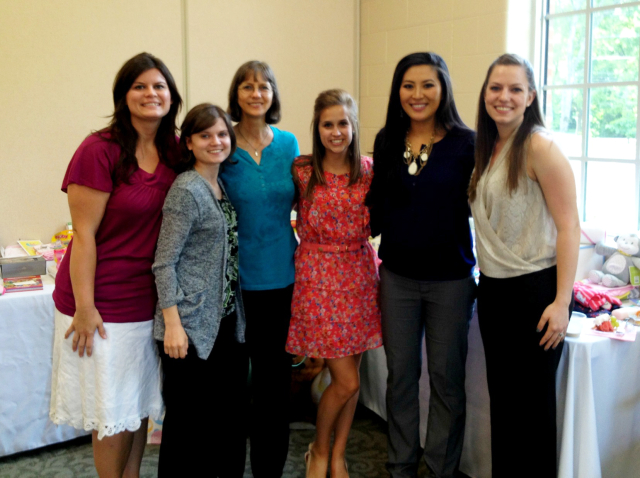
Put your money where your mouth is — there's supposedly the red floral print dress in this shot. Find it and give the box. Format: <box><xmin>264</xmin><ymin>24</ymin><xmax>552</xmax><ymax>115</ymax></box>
<box><xmin>285</xmin><ymin>156</ymin><xmax>383</xmax><ymax>359</ymax></box>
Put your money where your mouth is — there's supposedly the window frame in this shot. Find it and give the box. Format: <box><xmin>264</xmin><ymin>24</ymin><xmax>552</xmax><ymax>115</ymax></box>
<box><xmin>540</xmin><ymin>0</ymin><xmax>640</xmax><ymax>232</ymax></box>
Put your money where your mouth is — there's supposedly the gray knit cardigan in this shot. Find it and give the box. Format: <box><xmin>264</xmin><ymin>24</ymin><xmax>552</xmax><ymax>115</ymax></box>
<box><xmin>152</xmin><ymin>170</ymin><xmax>246</xmax><ymax>359</ymax></box>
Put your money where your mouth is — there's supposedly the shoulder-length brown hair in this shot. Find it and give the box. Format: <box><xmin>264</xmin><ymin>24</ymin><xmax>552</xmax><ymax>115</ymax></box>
<box><xmin>468</xmin><ymin>53</ymin><xmax>544</xmax><ymax>202</ymax></box>
<box><xmin>297</xmin><ymin>89</ymin><xmax>362</xmax><ymax>201</ymax></box>
<box><xmin>227</xmin><ymin>61</ymin><xmax>281</xmax><ymax>124</ymax></box>
<box><xmin>105</xmin><ymin>52</ymin><xmax>182</xmax><ymax>184</ymax></box>
<box><xmin>177</xmin><ymin>103</ymin><xmax>237</xmax><ymax>173</ymax></box>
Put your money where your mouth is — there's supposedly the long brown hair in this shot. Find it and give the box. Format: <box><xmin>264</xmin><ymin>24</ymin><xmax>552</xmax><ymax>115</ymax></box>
<box><xmin>105</xmin><ymin>52</ymin><xmax>182</xmax><ymax>185</ymax></box>
<box><xmin>468</xmin><ymin>53</ymin><xmax>544</xmax><ymax>202</ymax></box>
<box><xmin>365</xmin><ymin>52</ymin><xmax>470</xmax><ymax>211</ymax></box>
<box><xmin>297</xmin><ymin>89</ymin><xmax>362</xmax><ymax>201</ymax></box>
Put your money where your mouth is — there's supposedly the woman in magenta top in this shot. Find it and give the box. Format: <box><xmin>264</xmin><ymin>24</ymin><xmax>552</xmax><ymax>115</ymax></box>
<box><xmin>49</xmin><ymin>52</ymin><xmax>182</xmax><ymax>477</ymax></box>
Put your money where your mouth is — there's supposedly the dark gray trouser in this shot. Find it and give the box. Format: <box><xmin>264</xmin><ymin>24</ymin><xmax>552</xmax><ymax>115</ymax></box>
<box><xmin>381</xmin><ymin>265</ymin><xmax>476</xmax><ymax>478</ymax></box>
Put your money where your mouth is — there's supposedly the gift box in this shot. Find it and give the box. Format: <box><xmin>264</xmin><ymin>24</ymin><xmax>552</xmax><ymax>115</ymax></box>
<box><xmin>0</xmin><ymin>256</ymin><xmax>46</xmax><ymax>279</ymax></box>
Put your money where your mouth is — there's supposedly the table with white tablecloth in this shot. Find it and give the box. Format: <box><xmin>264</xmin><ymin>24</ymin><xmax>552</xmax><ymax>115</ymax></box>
<box><xmin>359</xmin><ymin>310</ymin><xmax>640</xmax><ymax>478</ymax></box>
<box><xmin>0</xmin><ymin>276</ymin><xmax>88</xmax><ymax>457</ymax></box>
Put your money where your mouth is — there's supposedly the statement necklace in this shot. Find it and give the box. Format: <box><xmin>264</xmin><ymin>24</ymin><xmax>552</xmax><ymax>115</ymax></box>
<box><xmin>403</xmin><ymin>131</ymin><xmax>436</xmax><ymax>176</ymax></box>
<box><xmin>237</xmin><ymin>126</ymin><xmax>270</xmax><ymax>157</ymax></box>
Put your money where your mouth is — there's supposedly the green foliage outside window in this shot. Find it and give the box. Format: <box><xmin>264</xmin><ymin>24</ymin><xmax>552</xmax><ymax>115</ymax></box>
<box><xmin>547</xmin><ymin>5</ymin><xmax>640</xmax><ymax>139</ymax></box>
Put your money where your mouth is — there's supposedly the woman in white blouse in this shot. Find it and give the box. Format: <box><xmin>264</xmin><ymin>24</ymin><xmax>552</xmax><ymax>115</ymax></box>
<box><xmin>468</xmin><ymin>53</ymin><xmax>580</xmax><ymax>477</ymax></box>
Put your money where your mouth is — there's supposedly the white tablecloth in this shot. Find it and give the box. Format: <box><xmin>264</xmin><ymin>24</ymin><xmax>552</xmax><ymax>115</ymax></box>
<box><xmin>0</xmin><ymin>276</ymin><xmax>88</xmax><ymax>457</ymax></box>
<box><xmin>557</xmin><ymin>333</ymin><xmax>640</xmax><ymax>478</ymax></box>
<box><xmin>359</xmin><ymin>311</ymin><xmax>640</xmax><ymax>478</ymax></box>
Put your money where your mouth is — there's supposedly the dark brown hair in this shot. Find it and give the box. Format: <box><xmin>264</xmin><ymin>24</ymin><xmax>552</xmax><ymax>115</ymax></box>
<box><xmin>104</xmin><ymin>52</ymin><xmax>182</xmax><ymax>184</ymax></box>
<box><xmin>177</xmin><ymin>103</ymin><xmax>237</xmax><ymax>172</ymax></box>
<box><xmin>468</xmin><ymin>53</ymin><xmax>544</xmax><ymax>202</ymax></box>
<box><xmin>297</xmin><ymin>89</ymin><xmax>362</xmax><ymax>201</ymax></box>
<box><xmin>366</xmin><ymin>52</ymin><xmax>470</xmax><ymax>210</ymax></box>
<box><xmin>227</xmin><ymin>61</ymin><xmax>281</xmax><ymax>124</ymax></box>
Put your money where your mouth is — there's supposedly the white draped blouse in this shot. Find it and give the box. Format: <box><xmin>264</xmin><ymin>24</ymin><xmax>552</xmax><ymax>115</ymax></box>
<box><xmin>470</xmin><ymin>130</ymin><xmax>557</xmax><ymax>279</ymax></box>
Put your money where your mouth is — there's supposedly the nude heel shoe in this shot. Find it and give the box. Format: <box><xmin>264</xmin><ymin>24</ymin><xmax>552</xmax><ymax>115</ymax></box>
<box><xmin>304</xmin><ymin>443</ymin><xmax>313</xmax><ymax>477</ymax></box>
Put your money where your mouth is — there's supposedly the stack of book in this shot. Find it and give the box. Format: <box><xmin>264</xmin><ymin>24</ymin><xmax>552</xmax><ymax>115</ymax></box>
<box><xmin>1</xmin><ymin>240</ymin><xmax>46</xmax><ymax>295</ymax></box>
<box><xmin>2</xmin><ymin>276</ymin><xmax>43</xmax><ymax>293</ymax></box>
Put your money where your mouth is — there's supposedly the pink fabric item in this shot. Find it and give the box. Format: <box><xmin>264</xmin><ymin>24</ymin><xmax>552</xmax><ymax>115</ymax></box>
<box><xmin>53</xmin><ymin>133</ymin><xmax>177</xmax><ymax>323</ymax></box>
<box><xmin>573</xmin><ymin>281</ymin><xmax>622</xmax><ymax>312</ymax></box>
<box><xmin>582</xmin><ymin>282</ymin><xmax>635</xmax><ymax>298</ymax></box>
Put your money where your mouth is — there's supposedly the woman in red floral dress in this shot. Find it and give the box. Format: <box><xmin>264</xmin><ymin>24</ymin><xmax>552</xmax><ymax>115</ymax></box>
<box><xmin>286</xmin><ymin>89</ymin><xmax>382</xmax><ymax>478</ymax></box>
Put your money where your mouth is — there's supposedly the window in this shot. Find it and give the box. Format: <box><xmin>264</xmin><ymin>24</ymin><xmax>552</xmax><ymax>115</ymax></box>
<box><xmin>542</xmin><ymin>0</ymin><xmax>640</xmax><ymax>233</ymax></box>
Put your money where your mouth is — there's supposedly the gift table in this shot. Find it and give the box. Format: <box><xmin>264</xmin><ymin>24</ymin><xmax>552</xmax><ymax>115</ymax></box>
<box><xmin>359</xmin><ymin>310</ymin><xmax>640</xmax><ymax>478</ymax></box>
<box><xmin>0</xmin><ymin>275</ymin><xmax>88</xmax><ymax>457</ymax></box>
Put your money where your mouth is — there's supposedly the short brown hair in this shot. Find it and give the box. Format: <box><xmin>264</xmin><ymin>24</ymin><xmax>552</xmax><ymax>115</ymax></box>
<box><xmin>177</xmin><ymin>103</ymin><xmax>237</xmax><ymax>172</ymax></box>
<box><xmin>227</xmin><ymin>61</ymin><xmax>281</xmax><ymax>124</ymax></box>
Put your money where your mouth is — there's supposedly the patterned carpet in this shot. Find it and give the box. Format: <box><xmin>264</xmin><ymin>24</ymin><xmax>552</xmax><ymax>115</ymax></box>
<box><xmin>0</xmin><ymin>406</ymin><xmax>415</xmax><ymax>478</ymax></box>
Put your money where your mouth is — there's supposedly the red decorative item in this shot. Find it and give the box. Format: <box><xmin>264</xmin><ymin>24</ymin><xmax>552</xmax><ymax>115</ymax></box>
<box><xmin>596</xmin><ymin>320</ymin><xmax>614</xmax><ymax>332</ymax></box>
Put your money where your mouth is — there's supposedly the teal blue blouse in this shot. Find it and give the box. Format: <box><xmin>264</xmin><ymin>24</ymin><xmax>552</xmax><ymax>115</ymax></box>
<box><xmin>220</xmin><ymin>126</ymin><xmax>299</xmax><ymax>291</ymax></box>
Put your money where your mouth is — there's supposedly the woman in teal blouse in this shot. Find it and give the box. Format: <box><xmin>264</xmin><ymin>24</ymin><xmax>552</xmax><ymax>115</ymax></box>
<box><xmin>220</xmin><ymin>60</ymin><xmax>299</xmax><ymax>478</ymax></box>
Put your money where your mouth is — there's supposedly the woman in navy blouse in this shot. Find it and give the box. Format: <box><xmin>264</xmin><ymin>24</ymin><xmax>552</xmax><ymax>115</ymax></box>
<box><xmin>220</xmin><ymin>60</ymin><xmax>299</xmax><ymax>478</ymax></box>
<box><xmin>366</xmin><ymin>52</ymin><xmax>477</xmax><ymax>478</ymax></box>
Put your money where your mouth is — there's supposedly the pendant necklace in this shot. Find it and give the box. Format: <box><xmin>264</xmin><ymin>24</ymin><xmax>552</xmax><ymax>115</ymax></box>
<box><xmin>237</xmin><ymin>127</ymin><xmax>269</xmax><ymax>157</ymax></box>
<box><xmin>403</xmin><ymin>130</ymin><xmax>436</xmax><ymax>176</ymax></box>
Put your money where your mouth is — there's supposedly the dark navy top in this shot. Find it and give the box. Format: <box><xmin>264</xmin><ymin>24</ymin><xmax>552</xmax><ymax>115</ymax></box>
<box><xmin>371</xmin><ymin>126</ymin><xmax>476</xmax><ymax>281</ymax></box>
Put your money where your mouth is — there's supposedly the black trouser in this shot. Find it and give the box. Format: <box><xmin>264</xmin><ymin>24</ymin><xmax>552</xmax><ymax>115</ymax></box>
<box><xmin>242</xmin><ymin>284</ymin><xmax>294</xmax><ymax>478</ymax></box>
<box><xmin>157</xmin><ymin>313</ymin><xmax>249</xmax><ymax>478</ymax></box>
<box><xmin>478</xmin><ymin>267</ymin><xmax>571</xmax><ymax>478</ymax></box>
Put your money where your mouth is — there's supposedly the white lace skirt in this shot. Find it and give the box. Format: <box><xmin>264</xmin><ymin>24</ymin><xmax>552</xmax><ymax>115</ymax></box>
<box><xmin>49</xmin><ymin>309</ymin><xmax>164</xmax><ymax>440</ymax></box>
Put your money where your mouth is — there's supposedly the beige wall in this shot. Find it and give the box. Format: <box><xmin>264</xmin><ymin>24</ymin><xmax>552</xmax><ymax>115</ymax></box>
<box><xmin>1</xmin><ymin>0</ymin><xmax>542</xmax><ymax>248</ymax></box>
<box><xmin>359</xmin><ymin>0</ymin><xmax>538</xmax><ymax>153</ymax></box>
<box><xmin>185</xmin><ymin>0</ymin><xmax>358</xmax><ymax>154</ymax></box>
<box><xmin>0</xmin><ymin>0</ymin><xmax>357</xmax><ymax>248</ymax></box>
<box><xmin>0</xmin><ymin>0</ymin><xmax>184</xmax><ymax>248</ymax></box>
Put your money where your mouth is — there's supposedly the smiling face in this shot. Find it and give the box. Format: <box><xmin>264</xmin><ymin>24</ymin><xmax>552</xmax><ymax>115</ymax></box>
<box><xmin>484</xmin><ymin>65</ymin><xmax>535</xmax><ymax>133</ymax></box>
<box><xmin>318</xmin><ymin>104</ymin><xmax>353</xmax><ymax>159</ymax></box>
<box><xmin>186</xmin><ymin>118</ymin><xmax>232</xmax><ymax>169</ymax></box>
<box><xmin>399</xmin><ymin>65</ymin><xmax>442</xmax><ymax>125</ymax></box>
<box><xmin>237</xmin><ymin>72</ymin><xmax>273</xmax><ymax>120</ymax></box>
<box><xmin>125</xmin><ymin>68</ymin><xmax>172</xmax><ymax>124</ymax></box>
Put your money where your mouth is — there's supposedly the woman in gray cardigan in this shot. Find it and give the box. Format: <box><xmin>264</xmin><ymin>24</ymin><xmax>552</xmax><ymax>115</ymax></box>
<box><xmin>152</xmin><ymin>104</ymin><xmax>248</xmax><ymax>477</ymax></box>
